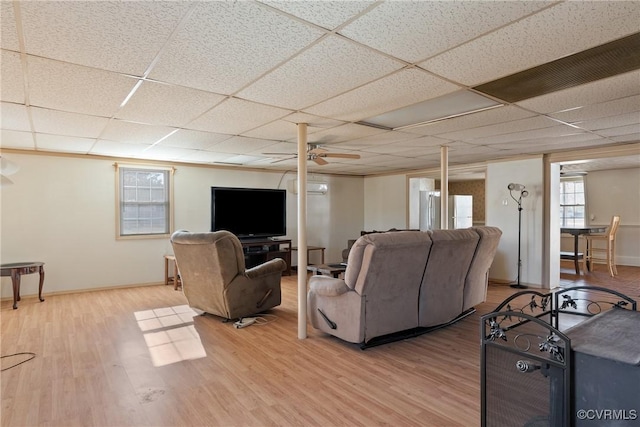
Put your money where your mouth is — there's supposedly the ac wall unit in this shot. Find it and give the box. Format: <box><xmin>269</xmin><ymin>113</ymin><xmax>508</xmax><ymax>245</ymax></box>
<box><xmin>288</xmin><ymin>179</ymin><xmax>328</xmax><ymax>195</ymax></box>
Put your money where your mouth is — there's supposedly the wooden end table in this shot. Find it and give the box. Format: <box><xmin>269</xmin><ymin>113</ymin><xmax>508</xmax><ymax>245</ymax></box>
<box><xmin>307</xmin><ymin>263</ymin><xmax>346</xmax><ymax>278</ymax></box>
<box><xmin>1</xmin><ymin>262</ymin><xmax>45</xmax><ymax>309</ymax></box>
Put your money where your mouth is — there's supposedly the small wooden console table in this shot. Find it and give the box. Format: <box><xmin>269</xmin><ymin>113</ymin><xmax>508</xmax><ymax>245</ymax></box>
<box><xmin>1</xmin><ymin>262</ymin><xmax>45</xmax><ymax>309</ymax></box>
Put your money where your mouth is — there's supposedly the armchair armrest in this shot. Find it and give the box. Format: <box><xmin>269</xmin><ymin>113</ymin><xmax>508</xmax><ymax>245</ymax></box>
<box><xmin>244</xmin><ymin>258</ymin><xmax>286</xmax><ymax>279</ymax></box>
<box><xmin>309</xmin><ymin>276</ymin><xmax>351</xmax><ymax>297</ymax></box>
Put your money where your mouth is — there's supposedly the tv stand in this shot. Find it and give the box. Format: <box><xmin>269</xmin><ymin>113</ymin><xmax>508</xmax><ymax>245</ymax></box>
<box><xmin>240</xmin><ymin>238</ymin><xmax>291</xmax><ymax>276</ymax></box>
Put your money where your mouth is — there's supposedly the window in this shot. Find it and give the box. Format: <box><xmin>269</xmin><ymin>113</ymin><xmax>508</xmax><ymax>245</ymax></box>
<box><xmin>559</xmin><ymin>176</ymin><xmax>585</xmax><ymax>228</ymax></box>
<box><xmin>116</xmin><ymin>164</ymin><xmax>173</xmax><ymax>238</ymax></box>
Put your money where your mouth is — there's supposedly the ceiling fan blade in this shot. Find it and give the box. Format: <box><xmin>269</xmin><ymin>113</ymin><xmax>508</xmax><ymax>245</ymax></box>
<box><xmin>313</xmin><ymin>157</ymin><xmax>328</xmax><ymax>166</ymax></box>
<box><xmin>320</xmin><ymin>153</ymin><xmax>361</xmax><ymax>159</ymax></box>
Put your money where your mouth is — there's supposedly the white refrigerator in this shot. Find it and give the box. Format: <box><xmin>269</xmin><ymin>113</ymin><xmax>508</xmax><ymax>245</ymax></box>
<box><xmin>419</xmin><ymin>192</ymin><xmax>473</xmax><ymax>230</ymax></box>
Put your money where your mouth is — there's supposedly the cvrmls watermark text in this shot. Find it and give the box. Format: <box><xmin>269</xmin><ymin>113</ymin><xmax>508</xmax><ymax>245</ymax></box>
<box><xmin>576</xmin><ymin>409</ymin><xmax>637</xmax><ymax>421</ymax></box>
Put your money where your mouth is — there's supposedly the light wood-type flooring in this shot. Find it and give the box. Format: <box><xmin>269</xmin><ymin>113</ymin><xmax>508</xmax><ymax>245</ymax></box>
<box><xmin>2</xmin><ymin>263</ymin><xmax>639</xmax><ymax>427</ymax></box>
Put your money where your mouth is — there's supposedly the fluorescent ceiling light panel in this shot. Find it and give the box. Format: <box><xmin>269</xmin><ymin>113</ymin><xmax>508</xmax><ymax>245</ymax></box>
<box><xmin>359</xmin><ymin>90</ymin><xmax>502</xmax><ymax>130</ymax></box>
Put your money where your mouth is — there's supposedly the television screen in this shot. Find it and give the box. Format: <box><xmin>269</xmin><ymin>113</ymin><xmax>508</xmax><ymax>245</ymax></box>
<box><xmin>211</xmin><ymin>187</ymin><xmax>286</xmax><ymax>239</ymax></box>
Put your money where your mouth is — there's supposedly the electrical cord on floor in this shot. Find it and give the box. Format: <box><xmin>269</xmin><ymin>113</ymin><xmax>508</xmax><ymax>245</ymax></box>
<box><xmin>1</xmin><ymin>352</ymin><xmax>36</xmax><ymax>371</ymax></box>
<box><xmin>253</xmin><ymin>314</ymin><xmax>278</xmax><ymax>325</ymax></box>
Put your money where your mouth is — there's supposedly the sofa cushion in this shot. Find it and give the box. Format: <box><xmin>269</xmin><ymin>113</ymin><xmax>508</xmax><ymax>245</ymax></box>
<box><xmin>419</xmin><ymin>229</ymin><xmax>479</xmax><ymax>327</ymax></box>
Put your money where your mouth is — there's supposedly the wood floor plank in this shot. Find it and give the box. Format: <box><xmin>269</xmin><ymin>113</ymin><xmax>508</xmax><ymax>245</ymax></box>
<box><xmin>1</xmin><ymin>265</ymin><xmax>638</xmax><ymax>426</ymax></box>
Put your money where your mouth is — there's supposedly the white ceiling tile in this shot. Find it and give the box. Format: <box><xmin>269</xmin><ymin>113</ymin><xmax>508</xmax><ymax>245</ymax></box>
<box><xmin>187</xmin><ymin>98</ymin><xmax>291</xmax><ymax>135</ymax></box>
<box><xmin>298</xmin><ymin>123</ymin><xmax>387</xmax><ymax>145</ymax></box>
<box><xmin>491</xmin><ymin>133</ymin><xmax>604</xmax><ymax>150</ymax></box>
<box><xmin>138</xmin><ymin>145</ymin><xmax>193</xmax><ymax>162</ymax></box>
<box><xmin>176</xmin><ymin>150</ymin><xmax>234</xmax><ymax>164</ymax></box>
<box><xmin>100</xmin><ymin>120</ymin><xmax>176</xmax><ymax>145</ymax></box>
<box><xmin>31</xmin><ymin>107</ymin><xmax>109</xmax><ymax>138</ymax></box>
<box><xmin>306</xmin><ymin>68</ymin><xmax>460</xmax><ymax>122</ymax></box>
<box><xmin>1</xmin><ymin>103</ymin><xmax>30</xmax><ymax>131</ymax></box>
<box><xmin>0</xmin><ymin>129</ymin><xmax>34</xmax><ymax>149</ymax></box>
<box><xmin>437</xmin><ymin>116</ymin><xmax>559</xmax><ymax>142</ymax></box>
<box><xmin>402</xmin><ymin>106</ymin><xmax>536</xmax><ymax>136</ymax></box>
<box><xmin>475</xmin><ymin>125</ymin><xmax>590</xmax><ymax>146</ymax></box>
<box><xmin>336</xmin><ymin>130</ymin><xmax>423</xmax><ymax>149</ymax></box>
<box><xmin>116</xmin><ymin>81</ymin><xmax>226</xmax><ymax>127</ymax></box>
<box><xmin>549</xmin><ymin>95</ymin><xmax>640</xmax><ymax>123</ymax></box>
<box><xmin>1</xmin><ymin>50</ymin><xmax>24</xmax><ymax>103</ymax></box>
<box><xmin>392</xmin><ymin>135</ymin><xmax>454</xmax><ymax>149</ymax></box>
<box><xmin>422</xmin><ymin>2</ymin><xmax>640</xmax><ymax>86</ymax></box>
<box><xmin>1</xmin><ymin>3</ymin><xmax>19</xmax><ymax>51</ymax></box>
<box><xmin>496</xmin><ymin>138</ymin><xmax>614</xmax><ymax>154</ymax></box>
<box><xmin>609</xmin><ymin>135</ymin><xmax>640</xmax><ymax>144</ymax></box>
<box><xmin>90</xmin><ymin>140</ymin><xmax>149</xmax><ymax>157</ymax></box>
<box><xmin>595</xmin><ymin>124</ymin><xmax>640</xmax><ymax>138</ymax></box>
<box><xmin>158</xmin><ymin>129</ymin><xmax>232</xmax><ymax>150</ymax></box>
<box><xmin>518</xmin><ymin>71</ymin><xmax>640</xmax><ymax>114</ymax></box>
<box><xmin>575</xmin><ymin>112</ymin><xmax>640</xmax><ymax>132</ymax></box>
<box><xmin>281</xmin><ymin>112</ymin><xmax>345</xmax><ymax>129</ymax></box>
<box><xmin>223</xmin><ymin>154</ymin><xmax>266</xmax><ymax>165</ymax></box>
<box><xmin>260</xmin><ymin>1</ymin><xmax>375</xmax><ymax>30</ymax></box>
<box><xmin>208</xmin><ymin>136</ymin><xmax>279</xmax><ymax>155</ymax></box>
<box><xmin>19</xmin><ymin>1</ymin><xmax>192</xmax><ymax>75</ymax></box>
<box><xmin>237</xmin><ymin>35</ymin><xmax>403</xmax><ymax>110</ymax></box>
<box><xmin>149</xmin><ymin>2</ymin><xmax>324</xmax><ymax>94</ymax></box>
<box><xmin>35</xmin><ymin>133</ymin><xmax>94</xmax><ymax>153</ymax></box>
<box><xmin>242</xmin><ymin>120</ymin><xmax>304</xmax><ymax>141</ymax></box>
<box><xmin>27</xmin><ymin>56</ymin><xmax>137</xmax><ymax>117</ymax></box>
<box><xmin>341</xmin><ymin>1</ymin><xmax>550</xmax><ymax>63</ymax></box>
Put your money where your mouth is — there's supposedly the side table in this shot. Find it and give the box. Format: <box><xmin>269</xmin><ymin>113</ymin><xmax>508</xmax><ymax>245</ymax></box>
<box><xmin>1</xmin><ymin>262</ymin><xmax>45</xmax><ymax>309</ymax></box>
<box><xmin>307</xmin><ymin>263</ymin><xmax>346</xmax><ymax>278</ymax></box>
<box><xmin>164</xmin><ymin>255</ymin><xmax>182</xmax><ymax>290</ymax></box>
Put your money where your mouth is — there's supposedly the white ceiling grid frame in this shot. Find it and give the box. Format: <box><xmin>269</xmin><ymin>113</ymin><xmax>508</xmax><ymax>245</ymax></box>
<box><xmin>421</xmin><ymin>1</ymin><xmax>640</xmax><ymax>86</ymax></box>
<box><xmin>31</xmin><ymin>107</ymin><xmax>110</xmax><ymax>139</ymax></box>
<box><xmin>489</xmin><ymin>133</ymin><xmax>604</xmax><ymax>150</ymax></box>
<box><xmin>242</xmin><ymin>119</ymin><xmax>328</xmax><ymax>142</ymax></box>
<box><xmin>473</xmin><ymin>125</ymin><xmax>593</xmax><ymax>147</ymax></box>
<box><xmin>176</xmin><ymin>149</ymin><xmax>235</xmax><ymax>164</ymax></box>
<box><xmin>305</xmin><ymin>67</ymin><xmax>462</xmax><ymax>122</ymax></box>
<box><xmin>17</xmin><ymin>1</ymin><xmax>194</xmax><ymax>75</ymax></box>
<box><xmin>336</xmin><ymin>130</ymin><xmax>428</xmax><ymax>149</ymax></box>
<box><xmin>27</xmin><ymin>56</ymin><xmax>137</xmax><ymax>117</ymax></box>
<box><xmin>597</xmin><ymin>124</ymin><xmax>640</xmax><ymax>139</ymax></box>
<box><xmin>186</xmin><ymin>97</ymin><xmax>292</xmax><ymax>135</ymax></box>
<box><xmin>0</xmin><ymin>51</ymin><xmax>25</xmax><ymax>103</ymax></box>
<box><xmin>115</xmin><ymin>80</ymin><xmax>227</xmax><ymax>128</ymax></box>
<box><xmin>339</xmin><ymin>1</ymin><xmax>554</xmax><ymax>64</ymax></box>
<box><xmin>0</xmin><ymin>102</ymin><xmax>30</xmax><ymax>132</ymax></box>
<box><xmin>237</xmin><ymin>34</ymin><xmax>404</xmax><ymax>110</ymax></box>
<box><xmin>89</xmin><ymin>140</ymin><xmax>150</xmax><ymax>158</ymax></box>
<box><xmin>149</xmin><ymin>1</ymin><xmax>326</xmax><ymax>95</ymax></box>
<box><xmin>260</xmin><ymin>0</ymin><xmax>377</xmax><ymax>31</ymax></box>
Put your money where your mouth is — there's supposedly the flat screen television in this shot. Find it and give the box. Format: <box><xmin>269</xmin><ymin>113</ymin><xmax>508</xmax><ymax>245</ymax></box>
<box><xmin>211</xmin><ymin>187</ymin><xmax>286</xmax><ymax>239</ymax></box>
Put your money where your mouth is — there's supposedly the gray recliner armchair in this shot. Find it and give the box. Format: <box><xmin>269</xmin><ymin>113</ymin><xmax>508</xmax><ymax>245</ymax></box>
<box><xmin>170</xmin><ymin>230</ymin><xmax>286</xmax><ymax>320</ymax></box>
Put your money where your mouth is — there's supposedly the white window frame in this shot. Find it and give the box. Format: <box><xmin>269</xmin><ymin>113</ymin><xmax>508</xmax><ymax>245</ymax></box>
<box><xmin>115</xmin><ymin>163</ymin><xmax>174</xmax><ymax>239</ymax></box>
<box><xmin>559</xmin><ymin>175</ymin><xmax>586</xmax><ymax>228</ymax></box>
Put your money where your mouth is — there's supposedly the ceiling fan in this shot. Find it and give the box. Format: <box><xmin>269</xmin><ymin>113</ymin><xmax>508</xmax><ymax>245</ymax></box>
<box><xmin>263</xmin><ymin>144</ymin><xmax>361</xmax><ymax>166</ymax></box>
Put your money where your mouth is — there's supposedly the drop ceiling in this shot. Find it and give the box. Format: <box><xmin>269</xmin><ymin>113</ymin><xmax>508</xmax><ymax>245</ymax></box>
<box><xmin>1</xmin><ymin>1</ymin><xmax>639</xmax><ymax>176</ymax></box>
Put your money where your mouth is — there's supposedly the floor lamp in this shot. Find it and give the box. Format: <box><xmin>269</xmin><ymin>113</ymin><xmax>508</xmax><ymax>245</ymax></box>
<box><xmin>508</xmin><ymin>183</ymin><xmax>529</xmax><ymax>289</ymax></box>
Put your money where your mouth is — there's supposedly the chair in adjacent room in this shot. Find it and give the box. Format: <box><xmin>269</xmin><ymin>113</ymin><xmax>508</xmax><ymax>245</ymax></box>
<box><xmin>583</xmin><ymin>215</ymin><xmax>620</xmax><ymax>277</ymax></box>
<box><xmin>170</xmin><ymin>230</ymin><xmax>286</xmax><ymax>320</ymax></box>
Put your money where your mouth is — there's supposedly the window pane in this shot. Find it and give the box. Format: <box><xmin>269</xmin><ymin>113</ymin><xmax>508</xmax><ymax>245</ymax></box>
<box><xmin>118</xmin><ymin>168</ymin><xmax>171</xmax><ymax>237</ymax></box>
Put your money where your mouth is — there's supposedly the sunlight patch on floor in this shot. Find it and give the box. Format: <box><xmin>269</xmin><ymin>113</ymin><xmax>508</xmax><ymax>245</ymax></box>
<box><xmin>134</xmin><ymin>305</ymin><xmax>206</xmax><ymax>367</ymax></box>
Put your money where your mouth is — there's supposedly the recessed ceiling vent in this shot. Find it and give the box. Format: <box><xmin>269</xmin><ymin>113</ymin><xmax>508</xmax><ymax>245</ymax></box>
<box><xmin>473</xmin><ymin>32</ymin><xmax>640</xmax><ymax>103</ymax></box>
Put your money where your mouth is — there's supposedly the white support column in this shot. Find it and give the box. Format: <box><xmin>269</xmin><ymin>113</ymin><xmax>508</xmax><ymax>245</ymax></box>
<box><xmin>297</xmin><ymin>123</ymin><xmax>308</xmax><ymax>339</ymax></box>
<box><xmin>440</xmin><ymin>146</ymin><xmax>449</xmax><ymax>230</ymax></box>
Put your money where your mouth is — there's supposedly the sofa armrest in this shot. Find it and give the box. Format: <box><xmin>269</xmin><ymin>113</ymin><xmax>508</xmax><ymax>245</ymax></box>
<box><xmin>244</xmin><ymin>258</ymin><xmax>286</xmax><ymax>279</ymax></box>
<box><xmin>309</xmin><ymin>276</ymin><xmax>351</xmax><ymax>297</ymax></box>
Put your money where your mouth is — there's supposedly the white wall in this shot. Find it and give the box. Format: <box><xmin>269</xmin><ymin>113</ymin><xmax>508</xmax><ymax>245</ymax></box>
<box><xmin>486</xmin><ymin>158</ymin><xmax>544</xmax><ymax>287</ymax></box>
<box><xmin>363</xmin><ymin>174</ymin><xmax>407</xmax><ymax>231</ymax></box>
<box><xmin>585</xmin><ymin>167</ymin><xmax>640</xmax><ymax>266</ymax></box>
<box><xmin>0</xmin><ymin>153</ymin><xmax>364</xmax><ymax>298</ymax></box>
